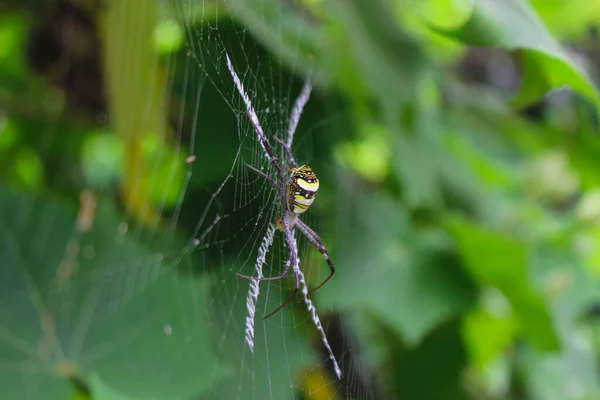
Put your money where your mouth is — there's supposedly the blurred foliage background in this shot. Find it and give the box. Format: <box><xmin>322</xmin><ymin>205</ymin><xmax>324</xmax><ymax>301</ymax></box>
<box><xmin>2</xmin><ymin>0</ymin><xmax>600</xmax><ymax>399</ymax></box>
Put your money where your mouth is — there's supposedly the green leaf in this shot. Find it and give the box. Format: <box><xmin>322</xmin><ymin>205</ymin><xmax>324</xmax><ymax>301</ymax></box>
<box><xmin>333</xmin><ymin>121</ymin><xmax>391</xmax><ymax>182</ymax></box>
<box><xmin>438</xmin><ymin>0</ymin><xmax>600</xmax><ymax>112</ymax></box>
<box><xmin>0</xmin><ymin>187</ymin><xmax>225</xmax><ymax>399</ymax></box>
<box><xmin>520</xmin><ymin>248</ymin><xmax>600</xmax><ymax>400</ymax></box>
<box><xmin>411</xmin><ymin>0</ymin><xmax>475</xmax><ymax>30</ymax></box>
<box><xmin>11</xmin><ymin>147</ymin><xmax>44</xmax><ymax>188</ymax></box>
<box><xmin>462</xmin><ymin>292</ymin><xmax>519</xmax><ymax>368</ymax></box>
<box><xmin>530</xmin><ymin>0</ymin><xmax>600</xmax><ymax>39</ymax></box>
<box><xmin>520</xmin><ymin>340</ymin><xmax>600</xmax><ymax>400</ymax></box>
<box><xmin>139</xmin><ymin>132</ymin><xmax>186</xmax><ymax>208</ymax></box>
<box><xmin>321</xmin><ymin>173</ymin><xmax>474</xmax><ymax>345</ymax></box>
<box><xmin>0</xmin><ymin>13</ymin><xmax>27</xmax><ymax>77</ymax></box>
<box><xmin>0</xmin><ymin>117</ymin><xmax>19</xmax><ymax>150</ymax></box>
<box><xmin>447</xmin><ymin>216</ymin><xmax>560</xmax><ymax>350</ymax></box>
<box><xmin>81</xmin><ymin>131</ymin><xmax>124</xmax><ymax>188</ymax></box>
<box><xmin>153</xmin><ymin>20</ymin><xmax>185</xmax><ymax>55</ymax></box>
<box><xmin>227</xmin><ymin>0</ymin><xmax>322</xmax><ymax>80</ymax></box>
<box><xmin>89</xmin><ymin>375</ymin><xmax>132</xmax><ymax>400</ymax></box>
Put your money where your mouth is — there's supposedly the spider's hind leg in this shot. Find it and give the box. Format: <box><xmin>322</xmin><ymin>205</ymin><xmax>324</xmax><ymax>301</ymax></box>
<box><xmin>263</xmin><ymin>267</ymin><xmax>300</xmax><ymax>319</ymax></box>
<box><xmin>295</xmin><ymin>219</ymin><xmax>335</xmax><ymax>295</ymax></box>
<box><xmin>236</xmin><ymin>262</ymin><xmax>291</xmax><ymax>281</ymax></box>
<box><xmin>235</xmin><ymin>250</ymin><xmax>301</xmax><ymax>319</ymax></box>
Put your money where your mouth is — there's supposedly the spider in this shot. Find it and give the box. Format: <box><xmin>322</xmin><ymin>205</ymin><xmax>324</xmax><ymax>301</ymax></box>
<box><xmin>226</xmin><ymin>54</ymin><xmax>335</xmax><ymax>319</ymax></box>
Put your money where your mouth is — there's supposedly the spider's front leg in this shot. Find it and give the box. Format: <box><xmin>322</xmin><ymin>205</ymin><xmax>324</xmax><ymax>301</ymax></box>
<box><xmin>274</xmin><ymin>136</ymin><xmax>298</xmax><ymax>170</ymax></box>
<box><xmin>244</xmin><ymin>163</ymin><xmax>277</xmax><ymax>187</ymax></box>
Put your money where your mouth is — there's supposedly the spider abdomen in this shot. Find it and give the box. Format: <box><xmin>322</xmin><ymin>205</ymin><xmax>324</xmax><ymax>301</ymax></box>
<box><xmin>287</xmin><ymin>165</ymin><xmax>319</xmax><ymax>214</ymax></box>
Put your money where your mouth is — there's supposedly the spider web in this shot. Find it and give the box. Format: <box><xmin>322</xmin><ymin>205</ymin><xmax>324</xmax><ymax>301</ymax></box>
<box><xmin>8</xmin><ymin>1</ymin><xmax>600</xmax><ymax>399</ymax></box>
<box><xmin>166</xmin><ymin>1</ymin><xmax>382</xmax><ymax>398</ymax></box>
<box><xmin>169</xmin><ymin>2</ymin><xmax>367</xmax><ymax>398</ymax></box>
<box><xmin>0</xmin><ymin>1</ymin><xmax>385</xmax><ymax>399</ymax></box>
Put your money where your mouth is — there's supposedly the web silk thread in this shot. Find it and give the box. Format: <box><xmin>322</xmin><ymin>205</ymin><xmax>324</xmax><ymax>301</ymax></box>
<box><xmin>244</xmin><ymin>223</ymin><xmax>276</xmax><ymax>352</ymax></box>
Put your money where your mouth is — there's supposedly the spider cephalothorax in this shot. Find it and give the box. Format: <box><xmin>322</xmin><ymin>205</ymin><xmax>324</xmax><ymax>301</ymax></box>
<box><xmin>287</xmin><ymin>165</ymin><xmax>319</xmax><ymax>214</ymax></box>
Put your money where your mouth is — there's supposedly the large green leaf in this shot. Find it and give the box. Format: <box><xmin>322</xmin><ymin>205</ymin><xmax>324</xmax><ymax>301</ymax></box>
<box><xmin>439</xmin><ymin>0</ymin><xmax>600</xmax><ymax>112</ymax></box>
<box><xmin>320</xmin><ymin>172</ymin><xmax>474</xmax><ymax>345</ymax></box>
<box><xmin>0</xmin><ymin>187</ymin><xmax>225</xmax><ymax>399</ymax></box>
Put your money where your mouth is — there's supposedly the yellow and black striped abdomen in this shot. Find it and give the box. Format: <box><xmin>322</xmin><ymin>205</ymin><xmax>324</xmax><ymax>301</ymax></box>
<box><xmin>287</xmin><ymin>165</ymin><xmax>319</xmax><ymax>214</ymax></box>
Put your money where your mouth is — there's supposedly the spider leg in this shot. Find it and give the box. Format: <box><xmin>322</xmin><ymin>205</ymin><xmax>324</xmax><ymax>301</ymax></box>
<box><xmin>234</xmin><ymin>216</ymin><xmax>295</xmax><ymax>283</ymax></box>
<box><xmin>225</xmin><ymin>53</ymin><xmax>286</xmax><ymax>192</ymax></box>
<box><xmin>295</xmin><ymin>219</ymin><xmax>335</xmax><ymax>295</ymax></box>
<box><xmin>236</xmin><ymin>264</ymin><xmax>291</xmax><ymax>281</ymax></box>
<box><xmin>262</xmin><ymin>262</ymin><xmax>300</xmax><ymax>319</ymax></box>
<box><xmin>286</xmin><ymin>78</ymin><xmax>312</xmax><ymax>149</ymax></box>
<box><xmin>244</xmin><ymin>163</ymin><xmax>277</xmax><ymax>187</ymax></box>
<box><xmin>274</xmin><ymin>136</ymin><xmax>298</xmax><ymax>169</ymax></box>
<box><xmin>236</xmin><ymin>237</ymin><xmax>300</xmax><ymax>319</ymax></box>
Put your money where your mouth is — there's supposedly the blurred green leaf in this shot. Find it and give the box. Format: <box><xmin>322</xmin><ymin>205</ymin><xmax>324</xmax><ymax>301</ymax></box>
<box><xmin>0</xmin><ymin>186</ymin><xmax>225</xmax><ymax>399</ymax></box>
<box><xmin>0</xmin><ymin>12</ymin><xmax>27</xmax><ymax>78</ymax></box>
<box><xmin>321</xmin><ymin>173</ymin><xmax>473</xmax><ymax>345</ymax></box>
<box><xmin>11</xmin><ymin>147</ymin><xmax>44</xmax><ymax>188</ymax></box>
<box><xmin>81</xmin><ymin>131</ymin><xmax>124</xmax><ymax>188</ymax></box>
<box><xmin>439</xmin><ymin>0</ymin><xmax>600</xmax><ymax>111</ymax></box>
<box><xmin>393</xmin><ymin>131</ymin><xmax>444</xmax><ymax>208</ymax></box>
<box><xmin>153</xmin><ymin>19</ymin><xmax>184</xmax><ymax>55</ymax></box>
<box><xmin>530</xmin><ymin>0</ymin><xmax>600</xmax><ymax>39</ymax></box>
<box><xmin>89</xmin><ymin>375</ymin><xmax>131</xmax><ymax>400</ymax></box>
<box><xmin>411</xmin><ymin>0</ymin><xmax>475</xmax><ymax>30</ymax></box>
<box><xmin>139</xmin><ymin>132</ymin><xmax>186</xmax><ymax>207</ymax></box>
<box><xmin>443</xmin><ymin>129</ymin><xmax>515</xmax><ymax>189</ymax></box>
<box><xmin>333</xmin><ymin>121</ymin><xmax>391</xmax><ymax>182</ymax></box>
<box><xmin>521</xmin><ymin>346</ymin><xmax>600</xmax><ymax>400</ymax></box>
<box><xmin>0</xmin><ymin>117</ymin><xmax>19</xmax><ymax>150</ymax></box>
<box><xmin>72</xmin><ymin>385</ymin><xmax>90</xmax><ymax>400</ymax></box>
<box><xmin>447</xmin><ymin>216</ymin><xmax>560</xmax><ymax>350</ymax></box>
<box><xmin>228</xmin><ymin>0</ymin><xmax>322</xmax><ymax>80</ymax></box>
<box><xmin>462</xmin><ymin>292</ymin><xmax>519</xmax><ymax>369</ymax></box>
<box><xmin>521</xmin><ymin>248</ymin><xmax>600</xmax><ymax>400</ymax></box>
<box><xmin>521</xmin><ymin>149</ymin><xmax>580</xmax><ymax>205</ymax></box>
<box><xmin>329</xmin><ymin>0</ymin><xmax>427</xmax><ymax>106</ymax></box>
